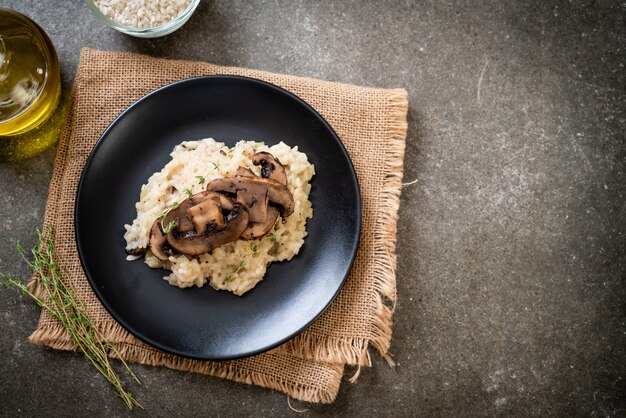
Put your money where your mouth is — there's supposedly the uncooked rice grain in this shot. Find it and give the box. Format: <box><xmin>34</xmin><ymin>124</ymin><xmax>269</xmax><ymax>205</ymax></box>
<box><xmin>93</xmin><ymin>0</ymin><xmax>192</xmax><ymax>29</ymax></box>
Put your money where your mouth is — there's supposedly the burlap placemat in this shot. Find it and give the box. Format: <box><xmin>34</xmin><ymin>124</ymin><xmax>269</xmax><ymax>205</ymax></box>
<box><xmin>27</xmin><ymin>48</ymin><xmax>408</xmax><ymax>403</ymax></box>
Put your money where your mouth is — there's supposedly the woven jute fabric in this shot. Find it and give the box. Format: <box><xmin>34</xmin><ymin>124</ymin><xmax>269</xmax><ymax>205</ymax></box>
<box><xmin>28</xmin><ymin>48</ymin><xmax>408</xmax><ymax>403</ymax></box>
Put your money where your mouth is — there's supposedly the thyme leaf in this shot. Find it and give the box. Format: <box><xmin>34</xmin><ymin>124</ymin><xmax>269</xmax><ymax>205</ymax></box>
<box><xmin>227</xmin><ymin>261</ymin><xmax>247</xmax><ymax>284</ymax></box>
<box><xmin>196</xmin><ymin>156</ymin><xmax>226</xmax><ymax>187</ymax></box>
<box><xmin>161</xmin><ymin>220</ymin><xmax>177</xmax><ymax>234</ymax></box>
<box><xmin>157</xmin><ymin>200</ymin><xmax>181</xmax><ymax>233</ymax></box>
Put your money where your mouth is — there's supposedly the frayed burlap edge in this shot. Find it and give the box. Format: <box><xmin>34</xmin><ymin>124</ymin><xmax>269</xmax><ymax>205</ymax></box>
<box><xmin>28</xmin><ymin>324</ymin><xmax>342</xmax><ymax>404</ymax></box>
<box><xmin>274</xmin><ymin>88</ymin><xmax>408</xmax><ymax>373</ymax></box>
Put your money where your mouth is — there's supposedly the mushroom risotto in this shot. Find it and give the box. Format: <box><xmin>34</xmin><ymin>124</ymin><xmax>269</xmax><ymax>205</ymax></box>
<box><xmin>123</xmin><ymin>138</ymin><xmax>315</xmax><ymax>295</ymax></box>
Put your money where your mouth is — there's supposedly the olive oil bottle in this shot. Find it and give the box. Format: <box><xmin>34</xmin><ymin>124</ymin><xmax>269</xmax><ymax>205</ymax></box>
<box><xmin>0</xmin><ymin>8</ymin><xmax>61</xmax><ymax>158</ymax></box>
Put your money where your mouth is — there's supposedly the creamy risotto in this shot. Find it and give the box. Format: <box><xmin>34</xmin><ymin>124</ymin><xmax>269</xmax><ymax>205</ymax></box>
<box><xmin>123</xmin><ymin>138</ymin><xmax>314</xmax><ymax>295</ymax></box>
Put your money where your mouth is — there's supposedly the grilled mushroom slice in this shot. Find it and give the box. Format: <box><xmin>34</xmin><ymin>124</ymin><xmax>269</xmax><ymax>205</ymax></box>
<box><xmin>166</xmin><ymin>203</ymin><xmax>250</xmax><ymax>256</ymax></box>
<box><xmin>161</xmin><ymin>199</ymin><xmax>195</xmax><ymax>235</ymax></box>
<box><xmin>126</xmin><ymin>247</ymin><xmax>147</xmax><ymax>256</ymax></box>
<box><xmin>236</xmin><ymin>189</ymin><xmax>268</xmax><ymax>223</ymax></box>
<box><xmin>241</xmin><ymin>206</ymin><xmax>279</xmax><ymax>240</ymax></box>
<box><xmin>205</xmin><ymin>190</ymin><xmax>236</xmax><ymax>211</ymax></box>
<box><xmin>252</xmin><ymin>152</ymin><xmax>287</xmax><ymax>186</ymax></box>
<box><xmin>187</xmin><ymin>190</ymin><xmax>234</xmax><ymax>209</ymax></box>
<box><xmin>233</xmin><ymin>167</ymin><xmax>269</xmax><ymax>223</ymax></box>
<box><xmin>186</xmin><ymin>196</ymin><xmax>225</xmax><ymax>235</ymax></box>
<box><xmin>206</xmin><ymin>176</ymin><xmax>294</xmax><ymax>217</ymax></box>
<box><xmin>236</xmin><ymin>166</ymin><xmax>257</xmax><ymax>177</ymax></box>
<box><xmin>160</xmin><ymin>191</ymin><xmax>233</xmax><ymax>235</ymax></box>
<box><xmin>149</xmin><ymin>220</ymin><xmax>173</xmax><ymax>261</ymax></box>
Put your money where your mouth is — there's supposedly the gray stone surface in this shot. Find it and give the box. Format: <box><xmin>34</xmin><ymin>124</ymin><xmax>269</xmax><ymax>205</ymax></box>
<box><xmin>0</xmin><ymin>0</ymin><xmax>624</xmax><ymax>416</ymax></box>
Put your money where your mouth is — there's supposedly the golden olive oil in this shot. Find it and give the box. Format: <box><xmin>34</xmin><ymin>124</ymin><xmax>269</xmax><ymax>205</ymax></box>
<box><xmin>0</xmin><ymin>9</ymin><xmax>60</xmax><ymax>136</ymax></box>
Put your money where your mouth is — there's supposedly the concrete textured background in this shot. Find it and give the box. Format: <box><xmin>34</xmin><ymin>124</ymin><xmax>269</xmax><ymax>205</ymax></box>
<box><xmin>0</xmin><ymin>1</ymin><xmax>624</xmax><ymax>416</ymax></box>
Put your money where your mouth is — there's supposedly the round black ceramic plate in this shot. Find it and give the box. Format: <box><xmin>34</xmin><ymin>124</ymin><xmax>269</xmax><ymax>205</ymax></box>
<box><xmin>75</xmin><ymin>76</ymin><xmax>361</xmax><ymax>360</ymax></box>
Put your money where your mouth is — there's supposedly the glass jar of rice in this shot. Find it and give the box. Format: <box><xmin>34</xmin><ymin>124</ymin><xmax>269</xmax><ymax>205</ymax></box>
<box><xmin>84</xmin><ymin>0</ymin><xmax>201</xmax><ymax>38</ymax></box>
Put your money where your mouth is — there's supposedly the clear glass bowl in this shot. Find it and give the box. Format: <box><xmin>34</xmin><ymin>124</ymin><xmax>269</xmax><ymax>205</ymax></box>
<box><xmin>84</xmin><ymin>0</ymin><xmax>200</xmax><ymax>38</ymax></box>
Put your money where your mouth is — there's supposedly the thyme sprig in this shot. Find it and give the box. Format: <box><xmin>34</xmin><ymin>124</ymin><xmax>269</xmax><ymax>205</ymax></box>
<box><xmin>195</xmin><ymin>144</ymin><xmax>239</xmax><ymax>185</ymax></box>
<box><xmin>195</xmin><ymin>160</ymin><xmax>223</xmax><ymax>186</ymax></box>
<box><xmin>226</xmin><ymin>261</ymin><xmax>246</xmax><ymax>283</ymax></box>
<box><xmin>1</xmin><ymin>228</ymin><xmax>142</xmax><ymax>409</ymax></box>
<box><xmin>158</xmin><ymin>201</ymin><xmax>180</xmax><ymax>234</ymax></box>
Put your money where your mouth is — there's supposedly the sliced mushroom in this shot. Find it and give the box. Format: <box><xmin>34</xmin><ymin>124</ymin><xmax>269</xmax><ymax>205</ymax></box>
<box><xmin>206</xmin><ymin>176</ymin><xmax>294</xmax><ymax>217</ymax></box>
<box><xmin>241</xmin><ymin>206</ymin><xmax>279</xmax><ymax>240</ymax></box>
<box><xmin>200</xmin><ymin>190</ymin><xmax>235</xmax><ymax>211</ymax></box>
<box><xmin>236</xmin><ymin>166</ymin><xmax>257</xmax><ymax>177</ymax></box>
<box><xmin>149</xmin><ymin>220</ymin><xmax>173</xmax><ymax>261</ymax></box>
<box><xmin>186</xmin><ymin>196</ymin><xmax>225</xmax><ymax>235</ymax></box>
<box><xmin>166</xmin><ymin>203</ymin><xmax>250</xmax><ymax>256</ymax></box>
<box><xmin>233</xmin><ymin>168</ymin><xmax>270</xmax><ymax>223</ymax></box>
<box><xmin>162</xmin><ymin>199</ymin><xmax>195</xmax><ymax>234</ymax></box>
<box><xmin>162</xmin><ymin>191</ymin><xmax>233</xmax><ymax>234</ymax></box>
<box><xmin>252</xmin><ymin>152</ymin><xmax>287</xmax><ymax>186</ymax></box>
<box><xmin>236</xmin><ymin>189</ymin><xmax>268</xmax><ymax>223</ymax></box>
<box><xmin>188</xmin><ymin>190</ymin><xmax>232</xmax><ymax>208</ymax></box>
<box><xmin>126</xmin><ymin>247</ymin><xmax>147</xmax><ymax>256</ymax></box>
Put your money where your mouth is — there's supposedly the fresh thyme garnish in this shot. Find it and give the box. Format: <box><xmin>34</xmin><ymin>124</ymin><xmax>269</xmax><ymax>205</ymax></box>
<box><xmin>161</xmin><ymin>220</ymin><xmax>177</xmax><ymax>234</ymax></box>
<box><xmin>226</xmin><ymin>261</ymin><xmax>246</xmax><ymax>284</ymax></box>
<box><xmin>1</xmin><ymin>228</ymin><xmax>141</xmax><ymax>409</ymax></box>
<box><xmin>158</xmin><ymin>200</ymin><xmax>181</xmax><ymax>233</ymax></box>
<box><xmin>266</xmin><ymin>233</ymin><xmax>277</xmax><ymax>242</ymax></box>
<box><xmin>196</xmin><ymin>160</ymin><xmax>224</xmax><ymax>186</ymax></box>
<box><xmin>251</xmin><ymin>245</ymin><xmax>258</xmax><ymax>253</ymax></box>
<box><xmin>183</xmin><ymin>188</ymin><xmax>193</xmax><ymax>197</ymax></box>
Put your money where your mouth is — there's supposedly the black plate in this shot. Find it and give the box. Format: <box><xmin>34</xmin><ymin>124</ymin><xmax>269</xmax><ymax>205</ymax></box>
<box><xmin>75</xmin><ymin>76</ymin><xmax>361</xmax><ymax>360</ymax></box>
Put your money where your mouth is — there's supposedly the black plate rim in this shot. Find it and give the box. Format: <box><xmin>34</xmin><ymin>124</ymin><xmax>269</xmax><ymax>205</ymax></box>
<box><xmin>74</xmin><ymin>75</ymin><xmax>362</xmax><ymax>360</ymax></box>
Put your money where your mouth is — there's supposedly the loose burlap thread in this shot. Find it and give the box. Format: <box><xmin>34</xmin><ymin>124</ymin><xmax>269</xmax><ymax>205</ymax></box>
<box><xmin>27</xmin><ymin>48</ymin><xmax>408</xmax><ymax>403</ymax></box>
